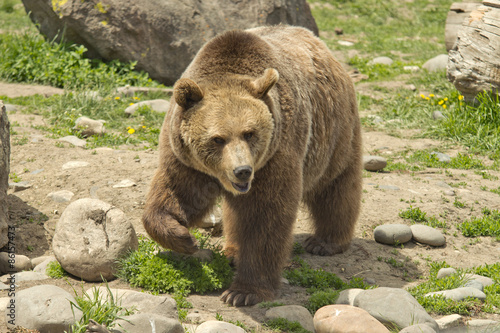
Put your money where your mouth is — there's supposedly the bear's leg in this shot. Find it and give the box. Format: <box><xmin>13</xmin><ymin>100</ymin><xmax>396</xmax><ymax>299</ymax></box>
<box><xmin>304</xmin><ymin>163</ymin><xmax>362</xmax><ymax>256</ymax></box>
<box><xmin>220</xmin><ymin>163</ymin><xmax>301</xmax><ymax>306</ymax></box>
<box><xmin>143</xmin><ymin>157</ymin><xmax>220</xmax><ymax>254</ymax></box>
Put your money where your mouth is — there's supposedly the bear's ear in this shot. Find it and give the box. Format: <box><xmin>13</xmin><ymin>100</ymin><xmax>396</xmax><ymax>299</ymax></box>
<box><xmin>251</xmin><ymin>68</ymin><xmax>279</xmax><ymax>98</ymax></box>
<box><xmin>174</xmin><ymin>78</ymin><xmax>204</xmax><ymax>109</ymax></box>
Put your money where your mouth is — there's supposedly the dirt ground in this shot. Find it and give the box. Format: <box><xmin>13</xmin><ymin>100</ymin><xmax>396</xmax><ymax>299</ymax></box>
<box><xmin>1</xmin><ymin>81</ymin><xmax>499</xmax><ymax>331</ymax></box>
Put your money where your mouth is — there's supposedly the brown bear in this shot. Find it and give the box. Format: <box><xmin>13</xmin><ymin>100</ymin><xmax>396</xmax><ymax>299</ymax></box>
<box><xmin>142</xmin><ymin>25</ymin><xmax>362</xmax><ymax>306</ymax></box>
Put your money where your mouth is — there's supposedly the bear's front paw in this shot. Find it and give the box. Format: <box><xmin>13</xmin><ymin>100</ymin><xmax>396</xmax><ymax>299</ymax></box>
<box><xmin>304</xmin><ymin>236</ymin><xmax>349</xmax><ymax>256</ymax></box>
<box><xmin>166</xmin><ymin>223</ymin><xmax>199</xmax><ymax>254</ymax></box>
<box><xmin>220</xmin><ymin>289</ymin><xmax>261</xmax><ymax>306</ymax></box>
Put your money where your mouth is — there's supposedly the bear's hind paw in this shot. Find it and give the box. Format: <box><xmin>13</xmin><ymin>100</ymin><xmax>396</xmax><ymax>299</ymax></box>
<box><xmin>221</xmin><ymin>289</ymin><xmax>261</xmax><ymax>306</ymax></box>
<box><xmin>304</xmin><ymin>236</ymin><xmax>349</xmax><ymax>256</ymax></box>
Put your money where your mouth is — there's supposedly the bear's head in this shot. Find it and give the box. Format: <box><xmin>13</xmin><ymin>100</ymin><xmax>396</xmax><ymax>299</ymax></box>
<box><xmin>172</xmin><ymin>69</ymin><xmax>279</xmax><ymax>195</ymax></box>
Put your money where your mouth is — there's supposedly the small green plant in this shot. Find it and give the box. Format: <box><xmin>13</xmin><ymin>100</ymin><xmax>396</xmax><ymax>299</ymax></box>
<box><xmin>46</xmin><ymin>261</ymin><xmax>68</xmax><ymax>279</ymax></box>
<box><xmin>263</xmin><ymin>318</ymin><xmax>312</xmax><ymax>333</ymax></box>
<box><xmin>457</xmin><ymin>208</ymin><xmax>500</xmax><ymax>239</ymax></box>
<box><xmin>292</xmin><ymin>242</ymin><xmax>305</xmax><ymax>255</ymax></box>
<box><xmin>67</xmin><ymin>283</ymin><xmax>135</xmax><ymax>333</ymax></box>
<box><xmin>9</xmin><ymin>172</ymin><xmax>21</xmax><ymax>183</ymax></box>
<box><xmin>117</xmin><ymin>236</ymin><xmax>233</xmax><ymax>296</ymax></box>
<box><xmin>453</xmin><ymin>198</ymin><xmax>466</xmax><ymax>209</ymax></box>
<box><xmin>399</xmin><ymin>206</ymin><xmax>427</xmax><ymax>222</ymax></box>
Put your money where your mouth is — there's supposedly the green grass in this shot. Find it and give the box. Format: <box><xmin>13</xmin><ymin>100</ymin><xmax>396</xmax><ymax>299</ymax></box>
<box><xmin>408</xmin><ymin>261</ymin><xmax>500</xmax><ymax>315</ymax></box>
<box><xmin>263</xmin><ymin>318</ymin><xmax>312</xmax><ymax>333</ymax></box>
<box><xmin>46</xmin><ymin>261</ymin><xmax>68</xmax><ymax>279</ymax></box>
<box><xmin>284</xmin><ymin>257</ymin><xmax>371</xmax><ymax>313</ymax></box>
<box><xmin>116</xmin><ymin>235</ymin><xmax>233</xmax><ymax>296</ymax></box>
<box><xmin>457</xmin><ymin>208</ymin><xmax>500</xmax><ymax>239</ymax></box>
<box><xmin>68</xmin><ymin>283</ymin><xmax>135</xmax><ymax>333</ymax></box>
<box><xmin>399</xmin><ymin>206</ymin><xmax>448</xmax><ymax>229</ymax></box>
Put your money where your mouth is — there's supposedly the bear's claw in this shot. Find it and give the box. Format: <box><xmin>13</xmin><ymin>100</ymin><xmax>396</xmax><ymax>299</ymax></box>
<box><xmin>304</xmin><ymin>236</ymin><xmax>349</xmax><ymax>256</ymax></box>
<box><xmin>221</xmin><ymin>289</ymin><xmax>260</xmax><ymax>306</ymax></box>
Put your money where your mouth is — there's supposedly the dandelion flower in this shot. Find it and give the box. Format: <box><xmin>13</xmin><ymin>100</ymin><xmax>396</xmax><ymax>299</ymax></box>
<box><xmin>426</xmin><ymin>97</ymin><xmax>430</xmax><ymax>100</ymax></box>
<box><xmin>142</xmin><ymin>125</ymin><xmax>146</xmax><ymax>129</ymax></box>
<box><xmin>442</xmin><ymin>105</ymin><xmax>447</xmax><ymax>109</ymax></box>
<box><xmin>444</xmin><ymin>97</ymin><xmax>448</xmax><ymax>101</ymax></box>
<box><xmin>129</xmin><ymin>103</ymin><xmax>135</xmax><ymax>106</ymax></box>
<box><xmin>420</xmin><ymin>94</ymin><xmax>426</xmax><ymax>99</ymax></box>
<box><xmin>458</xmin><ymin>95</ymin><xmax>464</xmax><ymax>100</ymax></box>
<box><xmin>429</xmin><ymin>94</ymin><xmax>435</xmax><ymax>97</ymax></box>
<box><xmin>438</xmin><ymin>100</ymin><xmax>444</xmax><ymax>105</ymax></box>
<box><xmin>114</xmin><ymin>96</ymin><xmax>120</xmax><ymax>100</ymax></box>
<box><xmin>128</xmin><ymin>128</ymin><xmax>135</xmax><ymax>134</ymax></box>
<box><xmin>133</xmin><ymin>96</ymin><xmax>140</xmax><ymax>100</ymax></box>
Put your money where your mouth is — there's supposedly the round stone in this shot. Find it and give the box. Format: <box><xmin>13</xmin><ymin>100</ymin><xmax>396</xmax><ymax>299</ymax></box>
<box><xmin>373</xmin><ymin>224</ymin><xmax>412</xmax><ymax>245</ymax></box>
<box><xmin>363</xmin><ymin>155</ymin><xmax>387</xmax><ymax>171</ymax></box>
<box><xmin>410</xmin><ymin>224</ymin><xmax>445</xmax><ymax>247</ymax></box>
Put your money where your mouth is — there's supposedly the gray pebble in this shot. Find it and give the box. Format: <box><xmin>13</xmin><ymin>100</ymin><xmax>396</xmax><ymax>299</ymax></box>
<box><xmin>373</xmin><ymin>224</ymin><xmax>412</xmax><ymax>245</ymax></box>
<box><xmin>47</xmin><ymin>190</ymin><xmax>75</xmax><ymax>203</ymax></box>
<box><xmin>430</xmin><ymin>152</ymin><xmax>451</xmax><ymax>163</ymax></box>
<box><xmin>432</xmin><ymin>111</ymin><xmax>446</xmax><ymax>120</ymax></box>
<box><xmin>425</xmin><ymin>287</ymin><xmax>486</xmax><ymax>302</ymax></box>
<box><xmin>410</xmin><ymin>224</ymin><xmax>445</xmax><ymax>247</ymax></box>
<box><xmin>363</xmin><ymin>155</ymin><xmax>387</xmax><ymax>171</ymax></box>
<box><xmin>422</xmin><ymin>54</ymin><xmax>448</xmax><ymax>72</ymax></box>
<box><xmin>436</xmin><ymin>267</ymin><xmax>457</xmax><ymax>279</ymax></box>
<box><xmin>368</xmin><ymin>56</ymin><xmax>393</xmax><ymax>66</ymax></box>
<box><xmin>58</xmin><ymin>135</ymin><xmax>86</xmax><ymax>148</ymax></box>
<box><xmin>463</xmin><ymin>280</ymin><xmax>484</xmax><ymax>292</ymax></box>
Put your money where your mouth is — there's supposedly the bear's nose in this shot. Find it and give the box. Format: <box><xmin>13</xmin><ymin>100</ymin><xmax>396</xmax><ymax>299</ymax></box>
<box><xmin>233</xmin><ymin>165</ymin><xmax>252</xmax><ymax>181</ymax></box>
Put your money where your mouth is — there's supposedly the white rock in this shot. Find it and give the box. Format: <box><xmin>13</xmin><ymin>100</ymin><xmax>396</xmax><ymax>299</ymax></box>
<box><xmin>1</xmin><ymin>271</ymin><xmax>49</xmax><ymax>283</ymax></box>
<box><xmin>436</xmin><ymin>314</ymin><xmax>463</xmax><ymax>331</ymax></box>
<box><xmin>52</xmin><ymin>198</ymin><xmax>138</xmax><ymax>281</ymax></box>
<box><xmin>265</xmin><ymin>305</ymin><xmax>315</xmax><ymax>332</ymax></box>
<box><xmin>422</xmin><ymin>54</ymin><xmax>448</xmax><ymax>72</ymax></box>
<box><xmin>125</xmin><ymin>99</ymin><xmax>171</xmax><ymax>116</ymax></box>
<box><xmin>368</xmin><ymin>56</ymin><xmax>393</xmax><ymax>66</ymax></box>
<box><xmin>31</xmin><ymin>255</ymin><xmax>55</xmax><ymax>267</ymax></box>
<box><xmin>33</xmin><ymin>257</ymin><xmax>58</xmax><ymax>275</ymax></box>
<box><xmin>6</xmin><ymin>285</ymin><xmax>82</xmax><ymax>332</ymax></box>
<box><xmin>195</xmin><ymin>321</ymin><xmax>245</xmax><ymax>333</ymax></box>
<box><xmin>336</xmin><ymin>288</ymin><xmax>364</xmax><ymax>306</ymax></box>
<box><xmin>425</xmin><ymin>287</ymin><xmax>486</xmax><ymax>302</ymax></box>
<box><xmin>338</xmin><ymin>40</ymin><xmax>354</xmax><ymax>46</ymax></box>
<box><xmin>58</xmin><ymin>135</ymin><xmax>87</xmax><ymax>147</ymax></box>
<box><xmin>112</xmin><ymin>179</ymin><xmax>137</xmax><ymax>188</ymax></box>
<box><xmin>73</xmin><ymin>116</ymin><xmax>106</xmax><ymax>137</ymax></box>
<box><xmin>47</xmin><ymin>190</ymin><xmax>75</xmax><ymax>203</ymax></box>
<box><xmin>62</xmin><ymin>161</ymin><xmax>90</xmax><ymax>170</ymax></box>
<box><xmin>314</xmin><ymin>304</ymin><xmax>390</xmax><ymax>333</ymax></box>
<box><xmin>436</xmin><ymin>267</ymin><xmax>457</xmax><ymax>279</ymax></box>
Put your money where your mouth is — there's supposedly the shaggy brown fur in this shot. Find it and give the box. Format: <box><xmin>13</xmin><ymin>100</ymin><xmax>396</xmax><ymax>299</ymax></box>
<box><xmin>142</xmin><ymin>25</ymin><xmax>362</xmax><ymax>306</ymax></box>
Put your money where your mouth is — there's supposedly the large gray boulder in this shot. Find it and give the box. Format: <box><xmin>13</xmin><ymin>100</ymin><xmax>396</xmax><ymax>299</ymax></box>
<box><xmin>21</xmin><ymin>0</ymin><xmax>318</xmax><ymax>86</ymax></box>
<box><xmin>0</xmin><ymin>102</ymin><xmax>9</xmax><ymax>249</ymax></box>
<box><xmin>52</xmin><ymin>198</ymin><xmax>138</xmax><ymax>281</ymax></box>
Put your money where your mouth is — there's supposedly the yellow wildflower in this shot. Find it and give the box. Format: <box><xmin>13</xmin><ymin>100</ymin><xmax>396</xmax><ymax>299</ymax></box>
<box><xmin>458</xmin><ymin>95</ymin><xmax>464</xmax><ymax>100</ymax></box>
<box><xmin>442</xmin><ymin>105</ymin><xmax>447</xmax><ymax>109</ymax></box>
<box><xmin>128</xmin><ymin>128</ymin><xmax>135</xmax><ymax>134</ymax></box>
<box><xmin>429</xmin><ymin>94</ymin><xmax>435</xmax><ymax>97</ymax></box>
<box><xmin>142</xmin><ymin>125</ymin><xmax>146</xmax><ymax>129</ymax></box>
<box><xmin>426</xmin><ymin>97</ymin><xmax>430</xmax><ymax>100</ymax></box>
<box><xmin>114</xmin><ymin>96</ymin><xmax>120</xmax><ymax>100</ymax></box>
<box><xmin>129</xmin><ymin>103</ymin><xmax>135</xmax><ymax>106</ymax></box>
<box><xmin>420</xmin><ymin>94</ymin><xmax>426</xmax><ymax>99</ymax></box>
<box><xmin>444</xmin><ymin>97</ymin><xmax>448</xmax><ymax>101</ymax></box>
<box><xmin>133</xmin><ymin>96</ymin><xmax>140</xmax><ymax>100</ymax></box>
<box><xmin>438</xmin><ymin>100</ymin><xmax>444</xmax><ymax>105</ymax></box>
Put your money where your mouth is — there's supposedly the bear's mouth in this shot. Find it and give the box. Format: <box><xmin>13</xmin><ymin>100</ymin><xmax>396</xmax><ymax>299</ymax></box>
<box><xmin>231</xmin><ymin>182</ymin><xmax>250</xmax><ymax>193</ymax></box>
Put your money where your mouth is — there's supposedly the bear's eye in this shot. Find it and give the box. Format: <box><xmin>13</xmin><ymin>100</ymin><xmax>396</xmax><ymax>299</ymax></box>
<box><xmin>243</xmin><ymin>132</ymin><xmax>254</xmax><ymax>141</ymax></box>
<box><xmin>213</xmin><ymin>137</ymin><xmax>226</xmax><ymax>145</ymax></box>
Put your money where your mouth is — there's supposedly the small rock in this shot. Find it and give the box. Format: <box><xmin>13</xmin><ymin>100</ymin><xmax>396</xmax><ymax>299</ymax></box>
<box><xmin>125</xmin><ymin>99</ymin><xmax>171</xmax><ymax>116</ymax></box>
<box><xmin>430</xmin><ymin>152</ymin><xmax>451</xmax><ymax>163</ymax></box>
<box><xmin>198</xmin><ymin>205</ymin><xmax>223</xmax><ymax>228</ymax></box>
<box><xmin>443</xmin><ymin>189</ymin><xmax>455</xmax><ymax>196</ymax></box>
<box><xmin>373</xmin><ymin>224</ymin><xmax>413</xmax><ymax>245</ymax></box>
<box><xmin>465</xmin><ymin>274</ymin><xmax>494</xmax><ymax>287</ymax></box>
<box><xmin>436</xmin><ymin>267</ymin><xmax>457</xmax><ymax>279</ymax></box>
<box><xmin>432</xmin><ymin>111</ymin><xmax>445</xmax><ymax>120</ymax></box>
<box><xmin>112</xmin><ymin>179</ymin><xmax>137</xmax><ymax>188</ymax></box>
<box><xmin>399</xmin><ymin>323</ymin><xmax>436</xmax><ymax>333</ymax></box>
<box><xmin>47</xmin><ymin>190</ymin><xmax>75</xmax><ymax>203</ymax></box>
<box><xmin>404</xmin><ymin>66</ymin><xmax>420</xmax><ymax>72</ymax></box>
<box><xmin>114</xmin><ymin>313</ymin><xmax>184</xmax><ymax>333</ymax></box>
<box><xmin>336</xmin><ymin>288</ymin><xmax>364</xmax><ymax>306</ymax></box>
<box><xmin>410</xmin><ymin>225</ymin><xmax>445</xmax><ymax>247</ymax></box>
<box><xmin>368</xmin><ymin>56</ymin><xmax>393</xmax><ymax>66</ymax></box>
<box><xmin>363</xmin><ymin>155</ymin><xmax>387</xmax><ymax>171</ymax></box>
<box><xmin>59</xmin><ymin>135</ymin><xmax>87</xmax><ymax>147</ymax></box>
<box><xmin>0</xmin><ymin>252</ymin><xmax>33</xmax><ymax>274</ymax></box>
<box><xmin>466</xmin><ymin>319</ymin><xmax>500</xmax><ymax>330</ymax></box>
<box><xmin>30</xmin><ymin>168</ymin><xmax>44</xmax><ymax>175</ymax></box>
<box><xmin>422</xmin><ymin>54</ymin><xmax>448</xmax><ymax>72</ymax></box>
<box><xmin>6</xmin><ymin>285</ymin><xmax>82</xmax><ymax>332</ymax></box>
<box><xmin>8</xmin><ymin>181</ymin><xmax>32</xmax><ymax>192</ymax></box>
<box><xmin>338</xmin><ymin>40</ymin><xmax>354</xmax><ymax>46</ymax></box>
<box><xmin>62</xmin><ymin>161</ymin><xmax>90</xmax><ymax>170</ymax></box>
<box><xmin>463</xmin><ymin>279</ymin><xmax>484</xmax><ymax>292</ymax></box>
<box><xmin>378</xmin><ymin>185</ymin><xmax>400</xmax><ymax>191</ymax></box>
<box><xmin>354</xmin><ymin>287</ymin><xmax>438</xmax><ymax>331</ymax></box>
<box><xmin>425</xmin><ymin>287</ymin><xmax>486</xmax><ymax>302</ymax></box>
<box><xmin>88</xmin><ymin>287</ymin><xmax>178</xmax><ymax>318</ymax></box>
<box><xmin>73</xmin><ymin>116</ymin><xmax>106</xmax><ymax>137</ymax></box>
<box><xmin>33</xmin><ymin>257</ymin><xmax>58</xmax><ymax>275</ymax></box>
<box><xmin>435</xmin><ymin>314</ymin><xmax>463</xmax><ymax>331</ymax></box>
<box><xmin>436</xmin><ymin>181</ymin><xmax>452</xmax><ymax>189</ymax></box>
<box><xmin>1</xmin><ymin>271</ymin><xmax>49</xmax><ymax>283</ymax></box>
<box><xmin>265</xmin><ymin>305</ymin><xmax>314</xmax><ymax>333</ymax></box>
<box><xmin>52</xmin><ymin>198</ymin><xmax>138</xmax><ymax>281</ymax></box>
<box><xmin>195</xmin><ymin>320</ymin><xmax>246</xmax><ymax>333</ymax></box>
<box><xmin>31</xmin><ymin>255</ymin><xmax>55</xmax><ymax>267</ymax></box>
<box><xmin>186</xmin><ymin>312</ymin><xmax>202</xmax><ymax>323</ymax></box>
<box><xmin>314</xmin><ymin>304</ymin><xmax>390</xmax><ymax>333</ymax></box>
